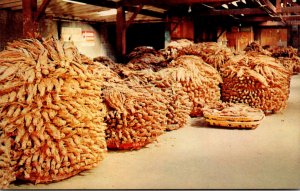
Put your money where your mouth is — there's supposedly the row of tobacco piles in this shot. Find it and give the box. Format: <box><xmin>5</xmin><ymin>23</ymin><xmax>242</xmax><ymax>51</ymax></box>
<box><xmin>1</xmin><ymin>38</ymin><xmax>299</xmax><ymax>188</ymax></box>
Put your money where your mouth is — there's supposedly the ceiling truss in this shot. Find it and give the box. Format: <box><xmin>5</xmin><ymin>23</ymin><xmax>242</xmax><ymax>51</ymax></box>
<box><xmin>0</xmin><ymin>0</ymin><xmax>300</xmax><ymax>25</ymax></box>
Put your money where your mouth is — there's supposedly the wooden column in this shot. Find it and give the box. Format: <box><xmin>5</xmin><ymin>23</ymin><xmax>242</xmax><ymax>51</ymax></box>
<box><xmin>116</xmin><ymin>6</ymin><xmax>126</xmax><ymax>62</ymax></box>
<box><xmin>22</xmin><ymin>0</ymin><xmax>38</xmax><ymax>38</ymax></box>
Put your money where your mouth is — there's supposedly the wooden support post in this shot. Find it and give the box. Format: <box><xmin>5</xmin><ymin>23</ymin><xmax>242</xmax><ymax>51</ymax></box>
<box><xmin>116</xmin><ymin>6</ymin><xmax>126</xmax><ymax>62</ymax></box>
<box><xmin>116</xmin><ymin>4</ymin><xmax>144</xmax><ymax>61</ymax></box>
<box><xmin>22</xmin><ymin>0</ymin><xmax>38</xmax><ymax>38</ymax></box>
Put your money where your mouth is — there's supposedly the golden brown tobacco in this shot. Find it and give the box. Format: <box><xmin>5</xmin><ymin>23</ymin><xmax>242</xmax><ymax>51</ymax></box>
<box><xmin>179</xmin><ymin>42</ymin><xmax>234</xmax><ymax>71</ymax></box>
<box><xmin>161</xmin><ymin>39</ymin><xmax>194</xmax><ymax>61</ymax></box>
<box><xmin>168</xmin><ymin>55</ymin><xmax>222</xmax><ymax>117</ymax></box>
<box><xmin>103</xmin><ymin>83</ymin><xmax>168</xmax><ymax>150</ymax></box>
<box><xmin>0</xmin><ymin>132</ymin><xmax>16</xmax><ymax>188</ymax></box>
<box><xmin>121</xmin><ymin>68</ymin><xmax>192</xmax><ymax>131</ymax></box>
<box><xmin>221</xmin><ymin>54</ymin><xmax>291</xmax><ymax>114</ymax></box>
<box><xmin>0</xmin><ymin>37</ymin><xmax>107</xmax><ymax>186</ymax></box>
<box><xmin>126</xmin><ymin>46</ymin><xmax>167</xmax><ymax>72</ymax></box>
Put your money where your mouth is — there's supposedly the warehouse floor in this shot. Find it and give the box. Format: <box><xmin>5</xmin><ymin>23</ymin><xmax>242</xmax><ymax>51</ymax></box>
<box><xmin>11</xmin><ymin>75</ymin><xmax>300</xmax><ymax>189</ymax></box>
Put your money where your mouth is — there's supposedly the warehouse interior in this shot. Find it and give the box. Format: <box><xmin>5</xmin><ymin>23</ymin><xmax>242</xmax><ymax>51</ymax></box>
<box><xmin>0</xmin><ymin>0</ymin><xmax>300</xmax><ymax>189</ymax></box>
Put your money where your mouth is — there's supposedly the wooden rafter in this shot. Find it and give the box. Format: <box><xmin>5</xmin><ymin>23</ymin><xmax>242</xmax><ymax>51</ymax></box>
<box><xmin>68</xmin><ymin>0</ymin><xmax>165</xmax><ymax>18</ymax></box>
<box><xmin>35</xmin><ymin>0</ymin><xmax>52</xmax><ymax>21</ymax></box>
<box><xmin>11</xmin><ymin>5</ymin><xmax>22</xmax><ymax>10</ymax></box>
<box><xmin>124</xmin><ymin>0</ymin><xmax>234</xmax><ymax>5</ymax></box>
<box><xmin>47</xmin><ymin>2</ymin><xmax>106</xmax><ymax>15</ymax></box>
<box><xmin>170</xmin><ymin>18</ymin><xmax>183</xmax><ymax>35</ymax></box>
<box><xmin>259</xmin><ymin>20</ymin><xmax>285</xmax><ymax>26</ymax></box>
<box><xmin>8</xmin><ymin>0</ymin><xmax>300</xmax><ymax>27</ymax></box>
<box><xmin>281</xmin><ymin>15</ymin><xmax>300</xmax><ymax>20</ymax></box>
<box><xmin>217</xmin><ymin>28</ymin><xmax>226</xmax><ymax>40</ymax></box>
<box><xmin>0</xmin><ymin>0</ymin><xmax>20</xmax><ymax>5</ymax></box>
<box><xmin>126</xmin><ymin>4</ymin><xmax>143</xmax><ymax>29</ymax></box>
<box><xmin>286</xmin><ymin>20</ymin><xmax>300</xmax><ymax>25</ymax></box>
<box><xmin>196</xmin><ymin>8</ymin><xmax>265</xmax><ymax>16</ymax></box>
<box><xmin>0</xmin><ymin>1</ymin><xmax>21</xmax><ymax>9</ymax></box>
<box><xmin>70</xmin><ymin>0</ymin><xmax>117</xmax><ymax>8</ymax></box>
<box><xmin>280</xmin><ymin>6</ymin><xmax>300</xmax><ymax>13</ymax></box>
<box><xmin>258</xmin><ymin>0</ymin><xmax>277</xmax><ymax>13</ymax></box>
<box><xmin>124</xmin><ymin>6</ymin><xmax>165</xmax><ymax>18</ymax></box>
<box><xmin>241</xmin><ymin>16</ymin><xmax>281</xmax><ymax>22</ymax></box>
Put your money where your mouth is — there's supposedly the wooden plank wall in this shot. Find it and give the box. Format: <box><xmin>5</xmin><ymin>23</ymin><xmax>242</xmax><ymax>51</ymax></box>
<box><xmin>227</xmin><ymin>26</ymin><xmax>254</xmax><ymax>51</ymax></box>
<box><xmin>170</xmin><ymin>17</ymin><xmax>194</xmax><ymax>41</ymax></box>
<box><xmin>259</xmin><ymin>28</ymin><xmax>288</xmax><ymax>47</ymax></box>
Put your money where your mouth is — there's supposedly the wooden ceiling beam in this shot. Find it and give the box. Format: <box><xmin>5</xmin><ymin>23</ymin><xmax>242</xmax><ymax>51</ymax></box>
<box><xmin>69</xmin><ymin>0</ymin><xmax>117</xmax><ymax>8</ymax></box>
<box><xmin>242</xmin><ymin>15</ymin><xmax>300</xmax><ymax>22</ymax></box>
<box><xmin>281</xmin><ymin>15</ymin><xmax>300</xmax><ymax>20</ymax></box>
<box><xmin>69</xmin><ymin>0</ymin><xmax>165</xmax><ymax>18</ymax></box>
<box><xmin>126</xmin><ymin>4</ymin><xmax>143</xmax><ymax>29</ymax></box>
<box><xmin>196</xmin><ymin>8</ymin><xmax>266</xmax><ymax>16</ymax></box>
<box><xmin>65</xmin><ymin>8</ymin><xmax>107</xmax><ymax>16</ymax></box>
<box><xmin>0</xmin><ymin>1</ymin><xmax>21</xmax><ymax>8</ymax></box>
<box><xmin>237</xmin><ymin>14</ymin><xmax>300</xmax><ymax>23</ymax></box>
<box><xmin>280</xmin><ymin>6</ymin><xmax>300</xmax><ymax>13</ymax></box>
<box><xmin>259</xmin><ymin>0</ymin><xmax>277</xmax><ymax>13</ymax></box>
<box><xmin>47</xmin><ymin>2</ymin><xmax>106</xmax><ymax>14</ymax></box>
<box><xmin>259</xmin><ymin>20</ymin><xmax>285</xmax><ymax>26</ymax></box>
<box><xmin>0</xmin><ymin>0</ymin><xmax>20</xmax><ymax>5</ymax></box>
<box><xmin>241</xmin><ymin>16</ymin><xmax>281</xmax><ymax>22</ymax></box>
<box><xmin>35</xmin><ymin>0</ymin><xmax>52</xmax><ymax>21</ymax></box>
<box><xmin>47</xmin><ymin>15</ymin><xmax>96</xmax><ymax>22</ymax></box>
<box><xmin>286</xmin><ymin>20</ymin><xmax>300</xmax><ymax>25</ymax></box>
<box><xmin>11</xmin><ymin>5</ymin><xmax>22</xmax><ymax>10</ymax></box>
<box><xmin>124</xmin><ymin>0</ymin><xmax>233</xmax><ymax>5</ymax></box>
<box><xmin>124</xmin><ymin>6</ymin><xmax>165</xmax><ymax>18</ymax></box>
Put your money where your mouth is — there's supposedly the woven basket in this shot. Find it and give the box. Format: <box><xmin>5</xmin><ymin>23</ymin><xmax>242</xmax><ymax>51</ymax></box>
<box><xmin>203</xmin><ymin>103</ymin><xmax>265</xmax><ymax>129</ymax></box>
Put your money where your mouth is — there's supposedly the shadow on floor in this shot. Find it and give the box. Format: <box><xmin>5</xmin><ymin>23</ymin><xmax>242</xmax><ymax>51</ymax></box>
<box><xmin>190</xmin><ymin>117</ymin><xmax>254</xmax><ymax>131</ymax></box>
<box><xmin>190</xmin><ymin>117</ymin><xmax>210</xmax><ymax>128</ymax></box>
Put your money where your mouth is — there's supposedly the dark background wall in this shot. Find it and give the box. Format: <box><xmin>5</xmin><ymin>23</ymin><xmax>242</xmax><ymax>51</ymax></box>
<box><xmin>0</xmin><ymin>10</ymin><xmax>23</xmax><ymax>51</ymax></box>
<box><xmin>288</xmin><ymin>25</ymin><xmax>300</xmax><ymax>50</ymax></box>
<box><xmin>103</xmin><ymin>22</ymin><xmax>166</xmax><ymax>58</ymax></box>
<box><xmin>126</xmin><ymin>22</ymin><xmax>165</xmax><ymax>53</ymax></box>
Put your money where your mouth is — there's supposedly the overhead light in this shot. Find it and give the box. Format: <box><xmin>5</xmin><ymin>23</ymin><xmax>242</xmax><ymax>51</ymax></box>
<box><xmin>232</xmin><ymin>1</ymin><xmax>238</xmax><ymax>7</ymax></box>
<box><xmin>188</xmin><ymin>5</ymin><xmax>192</xmax><ymax>13</ymax></box>
<box><xmin>97</xmin><ymin>9</ymin><xmax>117</xmax><ymax>16</ymax></box>
<box><xmin>222</xmin><ymin>4</ymin><xmax>229</xmax><ymax>9</ymax></box>
<box><xmin>63</xmin><ymin>0</ymin><xmax>86</xmax><ymax>5</ymax></box>
<box><xmin>202</xmin><ymin>4</ymin><xmax>214</xmax><ymax>9</ymax></box>
<box><xmin>241</xmin><ymin>13</ymin><xmax>244</xmax><ymax>16</ymax></box>
<box><xmin>241</xmin><ymin>0</ymin><xmax>246</xmax><ymax>4</ymax></box>
<box><xmin>292</xmin><ymin>0</ymin><xmax>296</xmax><ymax>2</ymax></box>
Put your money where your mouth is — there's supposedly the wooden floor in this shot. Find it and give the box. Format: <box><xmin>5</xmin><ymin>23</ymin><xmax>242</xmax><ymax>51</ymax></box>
<box><xmin>10</xmin><ymin>74</ymin><xmax>300</xmax><ymax>189</ymax></box>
